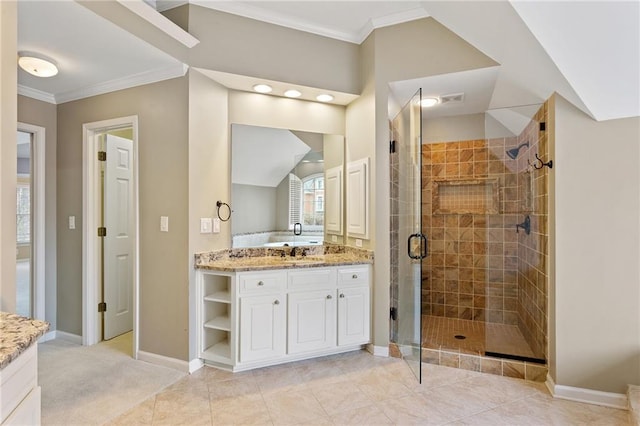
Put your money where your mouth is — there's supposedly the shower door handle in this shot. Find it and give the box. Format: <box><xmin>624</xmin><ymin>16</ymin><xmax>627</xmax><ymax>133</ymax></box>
<box><xmin>408</xmin><ymin>233</ymin><xmax>428</xmax><ymax>259</ymax></box>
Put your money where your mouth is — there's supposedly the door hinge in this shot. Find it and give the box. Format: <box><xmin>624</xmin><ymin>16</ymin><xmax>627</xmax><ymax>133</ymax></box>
<box><xmin>98</xmin><ymin>302</ymin><xmax>107</xmax><ymax>312</ymax></box>
<box><xmin>390</xmin><ymin>140</ymin><xmax>396</xmax><ymax>154</ymax></box>
<box><xmin>98</xmin><ymin>151</ymin><xmax>107</xmax><ymax>161</ymax></box>
<box><xmin>390</xmin><ymin>307</ymin><xmax>397</xmax><ymax>321</ymax></box>
<box><xmin>98</xmin><ymin>227</ymin><xmax>107</xmax><ymax>237</ymax></box>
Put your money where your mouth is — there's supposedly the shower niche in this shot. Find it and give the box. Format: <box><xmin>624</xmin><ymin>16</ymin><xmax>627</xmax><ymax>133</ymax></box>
<box><xmin>432</xmin><ymin>179</ymin><xmax>500</xmax><ymax>215</ymax></box>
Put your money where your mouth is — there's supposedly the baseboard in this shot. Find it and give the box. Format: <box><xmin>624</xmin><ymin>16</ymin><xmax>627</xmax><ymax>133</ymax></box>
<box><xmin>546</xmin><ymin>374</ymin><xmax>628</xmax><ymax>410</ymax></box>
<box><xmin>54</xmin><ymin>331</ymin><xmax>83</xmax><ymax>345</ymax></box>
<box><xmin>366</xmin><ymin>344</ymin><xmax>389</xmax><ymax>357</ymax></box>
<box><xmin>137</xmin><ymin>350</ymin><xmax>190</xmax><ymax>373</ymax></box>
<box><xmin>38</xmin><ymin>330</ymin><xmax>57</xmax><ymax>343</ymax></box>
<box><xmin>188</xmin><ymin>358</ymin><xmax>204</xmax><ymax>374</ymax></box>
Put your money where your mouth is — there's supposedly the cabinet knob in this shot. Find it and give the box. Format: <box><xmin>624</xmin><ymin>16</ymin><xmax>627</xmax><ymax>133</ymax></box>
<box><xmin>339</xmin><ymin>293</ymin><xmax>345</xmax><ymax>298</ymax></box>
<box><xmin>352</xmin><ymin>274</ymin><xmax>358</xmax><ymax>279</ymax></box>
<box><xmin>258</xmin><ymin>281</ymin><xmax>264</xmax><ymax>286</ymax></box>
<box><xmin>326</xmin><ymin>295</ymin><xmax>333</xmax><ymax>299</ymax></box>
<box><xmin>274</xmin><ymin>299</ymin><xmax>280</xmax><ymax>305</ymax></box>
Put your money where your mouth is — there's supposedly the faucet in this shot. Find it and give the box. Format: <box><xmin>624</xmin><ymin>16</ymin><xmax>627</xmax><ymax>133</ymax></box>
<box><xmin>290</xmin><ymin>247</ymin><xmax>297</xmax><ymax>257</ymax></box>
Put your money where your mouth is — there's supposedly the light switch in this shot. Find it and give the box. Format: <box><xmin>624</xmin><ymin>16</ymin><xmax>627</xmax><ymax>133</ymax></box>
<box><xmin>213</xmin><ymin>218</ymin><xmax>221</xmax><ymax>233</ymax></box>
<box><xmin>200</xmin><ymin>218</ymin><xmax>212</xmax><ymax>233</ymax></box>
<box><xmin>69</xmin><ymin>215</ymin><xmax>76</xmax><ymax>230</ymax></box>
<box><xmin>160</xmin><ymin>216</ymin><xmax>169</xmax><ymax>232</ymax></box>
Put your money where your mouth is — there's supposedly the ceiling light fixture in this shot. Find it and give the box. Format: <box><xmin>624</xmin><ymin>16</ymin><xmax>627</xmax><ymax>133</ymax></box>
<box><xmin>253</xmin><ymin>84</ymin><xmax>272</xmax><ymax>93</ymax></box>
<box><xmin>18</xmin><ymin>52</ymin><xmax>58</xmax><ymax>78</ymax></box>
<box><xmin>420</xmin><ymin>97</ymin><xmax>440</xmax><ymax>108</ymax></box>
<box><xmin>316</xmin><ymin>94</ymin><xmax>334</xmax><ymax>103</ymax></box>
<box><xmin>284</xmin><ymin>89</ymin><xmax>302</xmax><ymax>98</ymax></box>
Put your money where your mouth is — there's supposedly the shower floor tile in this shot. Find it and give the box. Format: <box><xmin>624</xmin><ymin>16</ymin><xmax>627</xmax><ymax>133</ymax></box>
<box><xmin>422</xmin><ymin>315</ymin><xmax>537</xmax><ymax>359</ymax></box>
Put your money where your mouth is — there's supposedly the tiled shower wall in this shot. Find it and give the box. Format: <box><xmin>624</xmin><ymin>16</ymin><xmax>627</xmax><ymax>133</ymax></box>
<box><xmin>421</xmin><ymin>103</ymin><xmax>549</xmax><ymax>360</ymax></box>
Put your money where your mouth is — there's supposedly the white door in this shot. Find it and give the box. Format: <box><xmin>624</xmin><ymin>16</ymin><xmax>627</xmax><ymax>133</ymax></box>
<box><xmin>240</xmin><ymin>294</ymin><xmax>285</xmax><ymax>362</ymax></box>
<box><xmin>288</xmin><ymin>290</ymin><xmax>336</xmax><ymax>353</ymax></box>
<box><xmin>103</xmin><ymin>134</ymin><xmax>134</xmax><ymax>340</ymax></box>
<box><xmin>337</xmin><ymin>286</ymin><xmax>370</xmax><ymax>346</ymax></box>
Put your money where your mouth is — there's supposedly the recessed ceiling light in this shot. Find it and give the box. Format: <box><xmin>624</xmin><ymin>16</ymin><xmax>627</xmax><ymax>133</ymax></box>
<box><xmin>421</xmin><ymin>97</ymin><xmax>440</xmax><ymax>108</ymax></box>
<box><xmin>284</xmin><ymin>89</ymin><xmax>302</xmax><ymax>98</ymax></box>
<box><xmin>253</xmin><ymin>84</ymin><xmax>272</xmax><ymax>93</ymax></box>
<box><xmin>316</xmin><ymin>94</ymin><xmax>334</xmax><ymax>102</ymax></box>
<box><xmin>18</xmin><ymin>52</ymin><xmax>58</xmax><ymax>78</ymax></box>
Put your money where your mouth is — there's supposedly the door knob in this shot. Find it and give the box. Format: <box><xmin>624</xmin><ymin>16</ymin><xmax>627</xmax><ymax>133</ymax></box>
<box><xmin>258</xmin><ymin>281</ymin><xmax>264</xmax><ymax>286</ymax></box>
<box><xmin>326</xmin><ymin>295</ymin><xmax>332</xmax><ymax>299</ymax></box>
<box><xmin>339</xmin><ymin>294</ymin><xmax>345</xmax><ymax>298</ymax></box>
<box><xmin>273</xmin><ymin>299</ymin><xmax>280</xmax><ymax>305</ymax></box>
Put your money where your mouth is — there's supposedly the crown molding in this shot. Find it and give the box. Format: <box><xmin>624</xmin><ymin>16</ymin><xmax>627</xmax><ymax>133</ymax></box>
<box><xmin>18</xmin><ymin>85</ymin><xmax>56</xmax><ymax>104</ymax></box>
<box><xmin>190</xmin><ymin>0</ymin><xmax>361</xmax><ymax>44</ymax></box>
<box><xmin>55</xmin><ymin>63</ymin><xmax>189</xmax><ymax>104</ymax></box>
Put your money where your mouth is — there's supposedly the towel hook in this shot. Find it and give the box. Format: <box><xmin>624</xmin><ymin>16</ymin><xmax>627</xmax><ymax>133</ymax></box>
<box><xmin>530</xmin><ymin>153</ymin><xmax>553</xmax><ymax>170</ymax></box>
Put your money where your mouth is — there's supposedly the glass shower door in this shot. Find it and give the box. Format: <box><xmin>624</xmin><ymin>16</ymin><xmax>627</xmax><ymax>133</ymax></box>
<box><xmin>393</xmin><ymin>90</ymin><xmax>424</xmax><ymax>382</ymax></box>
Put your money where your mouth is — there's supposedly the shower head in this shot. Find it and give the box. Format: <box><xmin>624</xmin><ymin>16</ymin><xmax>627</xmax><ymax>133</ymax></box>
<box><xmin>506</xmin><ymin>142</ymin><xmax>529</xmax><ymax>160</ymax></box>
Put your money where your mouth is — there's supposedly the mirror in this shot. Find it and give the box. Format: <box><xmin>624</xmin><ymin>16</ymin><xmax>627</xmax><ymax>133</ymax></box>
<box><xmin>231</xmin><ymin>124</ymin><xmax>344</xmax><ymax>248</ymax></box>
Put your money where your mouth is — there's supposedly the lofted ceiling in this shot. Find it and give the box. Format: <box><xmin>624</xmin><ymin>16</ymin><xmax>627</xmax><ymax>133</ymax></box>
<box><xmin>16</xmin><ymin>1</ymin><xmax>639</xmax><ymax>122</ymax></box>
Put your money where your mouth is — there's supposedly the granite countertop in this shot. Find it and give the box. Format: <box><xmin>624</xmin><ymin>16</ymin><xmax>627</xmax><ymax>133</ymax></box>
<box><xmin>0</xmin><ymin>312</ymin><xmax>49</xmax><ymax>370</ymax></box>
<box><xmin>195</xmin><ymin>246</ymin><xmax>373</xmax><ymax>272</ymax></box>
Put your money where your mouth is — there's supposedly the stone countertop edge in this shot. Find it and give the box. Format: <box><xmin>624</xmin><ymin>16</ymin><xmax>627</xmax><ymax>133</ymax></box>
<box><xmin>194</xmin><ymin>247</ymin><xmax>374</xmax><ymax>272</ymax></box>
<box><xmin>0</xmin><ymin>312</ymin><xmax>49</xmax><ymax>370</ymax></box>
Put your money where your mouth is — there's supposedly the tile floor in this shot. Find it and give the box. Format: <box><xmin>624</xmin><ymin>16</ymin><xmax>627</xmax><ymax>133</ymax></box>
<box><xmin>422</xmin><ymin>315</ymin><xmax>537</xmax><ymax>359</ymax></box>
<box><xmin>108</xmin><ymin>350</ymin><xmax>630</xmax><ymax>425</ymax></box>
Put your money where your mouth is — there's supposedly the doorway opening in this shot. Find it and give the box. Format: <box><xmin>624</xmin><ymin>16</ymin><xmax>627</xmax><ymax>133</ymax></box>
<box><xmin>82</xmin><ymin>116</ymin><xmax>139</xmax><ymax>358</ymax></box>
<box><xmin>16</xmin><ymin>123</ymin><xmax>46</xmax><ymax>321</ymax></box>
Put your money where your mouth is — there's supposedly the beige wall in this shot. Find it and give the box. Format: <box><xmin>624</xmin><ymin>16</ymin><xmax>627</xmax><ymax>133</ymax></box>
<box><xmin>188</xmin><ymin>5</ymin><xmax>360</xmax><ymax>95</ymax></box>
<box><xmin>17</xmin><ymin>95</ymin><xmax>57</xmax><ymax>327</ymax></box>
<box><xmin>57</xmin><ymin>77</ymin><xmax>190</xmax><ymax>360</ymax></box>
<box><xmin>0</xmin><ymin>1</ymin><xmax>17</xmax><ymax>313</ymax></box>
<box><xmin>423</xmin><ymin>113</ymin><xmax>485</xmax><ymax>143</ymax></box>
<box><xmin>552</xmin><ymin>94</ymin><xmax>640</xmax><ymax>393</ymax></box>
<box><xmin>187</xmin><ymin>69</ymin><xmax>229</xmax><ymax>359</ymax></box>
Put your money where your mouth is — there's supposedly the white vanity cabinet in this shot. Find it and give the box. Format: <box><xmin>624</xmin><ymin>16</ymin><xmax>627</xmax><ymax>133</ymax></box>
<box><xmin>197</xmin><ymin>263</ymin><xmax>371</xmax><ymax>371</ymax></box>
<box><xmin>287</xmin><ymin>268</ymin><xmax>336</xmax><ymax>354</ymax></box>
<box><xmin>238</xmin><ymin>271</ymin><xmax>286</xmax><ymax>363</ymax></box>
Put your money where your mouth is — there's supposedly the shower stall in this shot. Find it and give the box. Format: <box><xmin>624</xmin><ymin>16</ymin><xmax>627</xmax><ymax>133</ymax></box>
<box><xmin>391</xmin><ymin>101</ymin><xmax>550</xmax><ymax>381</ymax></box>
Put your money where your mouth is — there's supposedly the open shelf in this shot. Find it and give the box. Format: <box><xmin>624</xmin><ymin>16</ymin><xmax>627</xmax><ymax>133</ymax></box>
<box><xmin>204</xmin><ymin>316</ymin><xmax>231</xmax><ymax>331</ymax></box>
<box><xmin>202</xmin><ymin>339</ymin><xmax>231</xmax><ymax>363</ymax></box>
<box><xmin>204</xmin><ymin>291</ymin><xmax>231</xmax><ymax>304</ymax></box>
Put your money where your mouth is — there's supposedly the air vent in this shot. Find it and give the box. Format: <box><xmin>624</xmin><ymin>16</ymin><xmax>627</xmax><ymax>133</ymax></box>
<box><xmin>440</xmin><ymin>92</ymin><xmax>465</xmax><ymax>104</ymax></box>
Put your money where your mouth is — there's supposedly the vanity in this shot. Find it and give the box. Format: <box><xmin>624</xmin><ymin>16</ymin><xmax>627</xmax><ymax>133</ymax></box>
<box><xmin>0</xmin><ymin>312</ymin><xmax>49</xmax><ymax>425</ymax></box>
<box><xmin>194</xmin><ymin>247</ymin><xmax>373</xmax><ymax>371</ymax></box>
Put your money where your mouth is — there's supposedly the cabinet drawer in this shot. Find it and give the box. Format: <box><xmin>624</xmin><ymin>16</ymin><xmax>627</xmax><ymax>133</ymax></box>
<box><xmin>238</xmin><ymin>271</ymin><xmax>286</xmax><ymax>294</ymax></box>
<box><xmin>288</xmin><ymin>268</ymin><xmax>336</xmax><ymax>291</ymax></box>
<box><xmin>337</xmin><ymin>266</ymin><xmax>370</xmax><ymax>287</ymax></box>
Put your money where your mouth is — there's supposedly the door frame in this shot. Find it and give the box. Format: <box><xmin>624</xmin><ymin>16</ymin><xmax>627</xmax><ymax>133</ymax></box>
<box><xmin>17</xmin><ymin>122</ymin><xmax>45</xmax><ymax>321</ymax></box>
<box><xmin>82</xmin><ymin>115</ymin><xmax>139</xmax><ymax>358</ymax></box>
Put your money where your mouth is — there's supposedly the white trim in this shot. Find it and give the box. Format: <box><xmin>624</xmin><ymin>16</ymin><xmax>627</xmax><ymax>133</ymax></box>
<box><xmin>56</xmin><ymin>64</ymin><xmax>188</xmax><ymax>105</ymax></box>
<box><xmin>546</xmin><ymin>374</ymin><xmax>628</xmax><ymax>410</ymax></box>
<box><xmin>17</xmin><ymin>123</ymin><xmax>46</xmax><ymax>323</ymax></box>
<box><xmin>116</xmin><ymin>1</ymin><xmax>199</xmax><ymax>48</ymax></box>
<box><xmin>191</xmin><ymin>1</ymin><xmax>429</xmax><ymax>44</ymax></box>
<box><xmin>138</xmin><ymin>350</ymin><xmax>191</xmax><ymax>373</ymax></box>
<box><xmin>367</xmin><ymin>344</ymin><xmax>390</xmax><ymax>357</ymax></box>
<box><xmin>38</xmin><ymin>330</ymin><xmax>56</xmax><ymax>343</ymax></box>
<box><xmin>55</xmin><ymin>331</ymin><xmax>83</xmax><ymax>345</ymax></box>
<box><xmin>82</xmin><ymin>116</ymin><xmax>139</xmax><ymax>361</ymax></box>
<box><xmin>17</xmin><ymin>85</ymin><xmax>56</xmax><ymax>104</ymax></box>
<box><xmin>189</xmin><ymin>358</ymin><xmax>204</xmax><ymax>374</ymax></box>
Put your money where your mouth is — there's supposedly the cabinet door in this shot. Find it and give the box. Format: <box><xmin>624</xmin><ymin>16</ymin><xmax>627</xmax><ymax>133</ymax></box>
<box><xmin>288</xmin><ymin>290</ymin><xmax>336</xmax><ymax>354</ymax></box>
<box><xmin>240</xmin><ymin>294</ymin><xmax>285</xmax><ymax>363</ymax></box>
<box><xmin>337</xmin><ymin>286</ymin><xmax>370</xmax><ymax>346</ymax></box>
